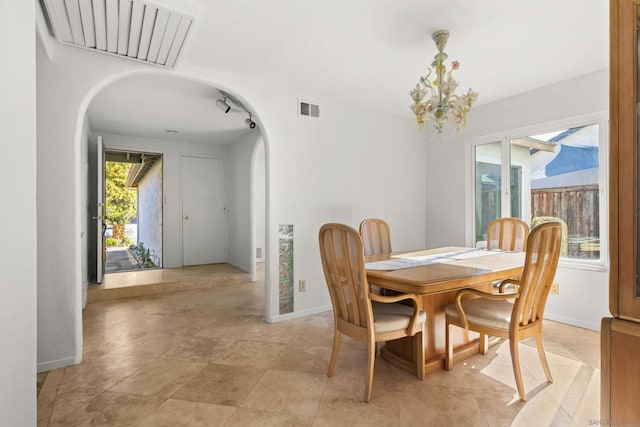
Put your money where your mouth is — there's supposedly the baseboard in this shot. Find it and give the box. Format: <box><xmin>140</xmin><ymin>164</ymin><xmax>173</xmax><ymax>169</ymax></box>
<box><xmin>268</xmin><ymin>304</ymin><xmax>332</xmax><ymax>323</ymax></box>
<box><xmin>544</xmin><ymin>312</ymin><xmax>600</xmax><ymax>332</ymax></box>
<box><xmin>37</xmin><ymin>356</ymin><xmax>76</xmax><ymax>373</ymax></box>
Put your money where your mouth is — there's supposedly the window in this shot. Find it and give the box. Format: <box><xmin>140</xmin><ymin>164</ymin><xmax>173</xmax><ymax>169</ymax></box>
<box><xmin>468</xmin><ymin>116</ymin><xmax>607</xmax><ymax>267</ymax></box>
<box><xmin>473</xmin><ymin>141</ymin><xmax>524</xmax><ymax>244</ymax></box>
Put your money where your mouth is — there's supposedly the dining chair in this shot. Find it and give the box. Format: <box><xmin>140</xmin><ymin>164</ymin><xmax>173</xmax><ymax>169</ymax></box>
<box><xmin>319</xmin><ymin>223</ymin><xmax>426</xmax><ymax>402</ymax></box>
<box><xmin>486</xmin><ymin>217</ymin><xmax>530</xmax><ymax>252</ymax></box>
<box><xmin>531</xmin><ymin>216</ymin><xmax>568</xmax><ymax>257</ymax></box>
<box><xmin>359</xmin><ymin>218</ymin><xmax>392</xmax><ymax>256</ymax></box>
<box><xmin>444</xmin><ymin>221</ymin><xmax>562</xmax><ymax>401</ymax></box>
<box><xmin>359</xmin><ymin>218</ymin><xmax>393</xmax><ymax>297</ymax></box>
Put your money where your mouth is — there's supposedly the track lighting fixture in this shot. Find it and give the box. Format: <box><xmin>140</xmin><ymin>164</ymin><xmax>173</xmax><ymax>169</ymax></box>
<box><xmin>245</xmin><ymin>113</ymin><xmax>256</xmax><ymax>129</ymax></box>
<box><xmin>216</xmin><ymin>97</ymin><xmax>231</xmax><ymax>113</ymax></box>
<box><xmin>216</xmin><ymin>90</ymin><xmax>257</xmax><ymax>128</ymax></box>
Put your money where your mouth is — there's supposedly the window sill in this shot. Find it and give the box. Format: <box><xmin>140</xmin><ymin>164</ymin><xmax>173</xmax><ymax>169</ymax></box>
<box><xmin>558</xmin><ymin>258</ymin><xmax>608</xmax><ymax>272</ymax></box>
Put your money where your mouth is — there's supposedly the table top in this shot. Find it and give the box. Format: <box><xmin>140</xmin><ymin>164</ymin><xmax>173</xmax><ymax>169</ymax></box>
<box><xmin>365</xmin><ymin>246</ymin><xmax>525</xmax><ymax>295</ymax></box>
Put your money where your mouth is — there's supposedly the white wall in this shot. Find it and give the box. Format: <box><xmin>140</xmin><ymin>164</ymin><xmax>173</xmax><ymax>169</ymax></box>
<box><xmin>254</xmin><ymin>141</ymin><xmax>266</xmax><ymax>262</ymax></box>
<box><xmin>425</xmin><ymin>70</ymin><xmax>609</xmax><ymax>330</ymax></box>
<box><xmin>96</xmin><ymin>132</ymin><xmax>227</xmax><ymax>268</ymax></box>
<box><xmin>0</xmin><ymin>0</ymin><xmax>37</xmax><ymax>423</ymax></box>
<box><xmin>37</xmin><ymin>45</ymin><xmax>138</xmax><ymax>371</ymax></box>
<box><xmin>81</xmin><ymin>116</ymin><xmax>90</xmax><ymax>306</ymax></box>
<box><xmin>227</xmin><ymin>131</ymin><xmax>262</xmax><ymax>273</ymax></box>
<box><xmin>137</xmin><ymin>160</ymin><xmax>163</xmax><ymax>267</ymax></box>
<box><xmin>266</xmin><ymin>96</ymin><xmax>427</xmax><ymax>316</ymax></box>
<box><xmin>35</xmin><ymin>41</ymin><xmax>426</xmax><ymax>369</ymax></box>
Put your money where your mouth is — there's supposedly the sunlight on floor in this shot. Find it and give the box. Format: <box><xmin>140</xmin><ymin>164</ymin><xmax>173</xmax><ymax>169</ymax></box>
<box><xmin>480</xmin><ymin>341</ymin><xmax>599</xmax><ymax>425</ymax></box>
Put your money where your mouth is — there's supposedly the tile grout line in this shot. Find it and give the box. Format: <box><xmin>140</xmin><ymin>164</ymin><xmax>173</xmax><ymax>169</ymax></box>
<box><xmin>43</xmin><ymin>367</ymin><xmax>68</xmax><ymax>427</ymax></box>
<box><xmin>552</xmin><ymin>364</ymin><xmax>595</xmax><ymax>424</ymax></box>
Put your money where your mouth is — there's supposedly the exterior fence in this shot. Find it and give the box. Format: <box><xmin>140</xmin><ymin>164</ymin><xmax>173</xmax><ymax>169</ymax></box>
<box><xmin>531</xmin><ymin>184</ymin><xmax>600</xmax><ymax>259</ymax></box>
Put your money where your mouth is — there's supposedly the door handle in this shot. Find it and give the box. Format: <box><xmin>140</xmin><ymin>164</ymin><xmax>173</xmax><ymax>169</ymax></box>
<box><xmin>183</xmin><ymin>215</ymin><xmax>189</xmax><ymax>220</ymax></box>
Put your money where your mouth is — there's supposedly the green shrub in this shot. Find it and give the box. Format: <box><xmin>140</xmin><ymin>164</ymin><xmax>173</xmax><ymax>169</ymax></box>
<box><xmin>105</xmin><ymin>236</ymin><xmax>132</xmax><ymax>248</ymax></box>
<box><xmin>104</xmin><ymin>237</ymin><xmax>119</xmax><ymax>247</ymax></box>
<box><xmin>129</xmin><ymin>242</ymin><xmax>157</xmax><ymax>268</ymax></box>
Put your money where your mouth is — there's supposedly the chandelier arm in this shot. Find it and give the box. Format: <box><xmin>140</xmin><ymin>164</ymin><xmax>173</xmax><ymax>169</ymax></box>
<box><xmin>434</xmin><ymin>64</ymin><xmax>443</xmax><ymax>105</ymax></box>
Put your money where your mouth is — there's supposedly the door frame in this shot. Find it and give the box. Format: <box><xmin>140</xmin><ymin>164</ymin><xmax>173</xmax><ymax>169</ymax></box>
<box><xmin>102</xmin><ymin>147</ymin><xmax>165</xmax><ymax>272</ymax></box>
<box><xmin>96</xmin><ymin>136</ymin><xmax>105</xmax><ymax>283</ymax></box>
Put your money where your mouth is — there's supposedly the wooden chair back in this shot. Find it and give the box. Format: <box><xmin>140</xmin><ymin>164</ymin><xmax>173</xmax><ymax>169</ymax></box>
<box><xmin>531</xmin><ymin>216</ymin><xmax>568</xmax><ymax>257</ymax></box>
<box><xmin>359</xmin><ymin>218</ymin><xmax>392</xmax><ymax>256</ymax></box>
<box><xmin>319</xmin><ymin>223</ymin><xmax>373</xmax><ymax>330</ymax></box>
<box><xmin>513</xmin><ymin>221</ymin><xmax>562</xmax><ymax>328</ymax></box>
<box><xmin>486</xmin><ymin>217</ymin><xmax>529</xmax><ymax>252</ymax></box>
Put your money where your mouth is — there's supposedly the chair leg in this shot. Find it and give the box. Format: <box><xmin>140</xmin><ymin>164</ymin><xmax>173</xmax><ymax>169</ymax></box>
<box><xmin>535</xmin><ymin>333</ymin><xmax>553</xmax><ymax>383</ymax></box>
<box><xmin>364</xmin><ymin>339</ymin><xmax>376</xmax><ymax>402</ymax></box>
<box><xmin>327</xmin><ymin>328</ymin><xmax>341</xmax><ymax>377</ymax></box>
<box><xmin>415</xmin><ymin>330</ymin><xmax>425</xmax><ymax>380</ymax></box>
<box><xmin>445</xmin><ymin>322</ymin><xmax>453</xmax><ymax>371</ymax></box>
<box><xmin>479</xmin><ymin>333</ymin><xmax>488</xmax><ymax>355</ymax></box>
<box><xmin>509</xmin><ymin>339</ymin><xmax>526</xmax><ymax>401</ymax></box>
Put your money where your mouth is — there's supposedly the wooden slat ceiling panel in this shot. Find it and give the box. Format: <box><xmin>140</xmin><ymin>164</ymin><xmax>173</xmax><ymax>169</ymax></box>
<box><xmin>42</xmin><ymin>0</ymin><xmax>196</xmax><ymax>68</ymax></box>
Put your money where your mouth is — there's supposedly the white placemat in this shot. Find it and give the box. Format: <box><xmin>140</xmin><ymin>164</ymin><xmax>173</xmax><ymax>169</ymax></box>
<box><xmin>366</xmin><ymin>248</ymin><xmax>504</xmax><ymax>271</ymax></box>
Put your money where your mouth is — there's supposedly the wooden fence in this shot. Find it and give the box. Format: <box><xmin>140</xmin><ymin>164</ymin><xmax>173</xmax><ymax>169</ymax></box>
<box><xmin>531</xmin><ymin>184</ymin><xmax>599</xmax><ymax>259</ymax></box>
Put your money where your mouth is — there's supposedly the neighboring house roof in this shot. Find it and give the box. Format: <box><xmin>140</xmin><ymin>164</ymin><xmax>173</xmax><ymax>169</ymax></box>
<box><xmin>124</xmin><ymin>154</ymin><xmax>162</xmax><ymax>188</ymax></box>
<box><xmin>545</xmin><ymin>144</ymin><xmax>599</xmax><ymax>177</ymax></box>
<box><xmin>530</xmin><ymin>125</ymin><xmax>600</xmax><ymax>188</ymax></box>
<box><xmin>532</xmin><ymin>167</ymin><xmax>599</xmax><ymax>189</ymax></box>
<box><xmin>548</xmin><ymin>127</ymin><xmax>582</xmax><ymax>143</ymax></box>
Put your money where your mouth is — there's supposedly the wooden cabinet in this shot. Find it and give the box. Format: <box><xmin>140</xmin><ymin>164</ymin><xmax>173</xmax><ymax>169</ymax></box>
<box><xmin>601</xmin><ymin>318</ymin><xmax>640</xmax><ymax>421</ymax></box>
<box><xmin>603</xmin><ymin>0</ymin><xmax>640</xmax><ymax>422</ymax></box>
<box><xmin>610</xmin><ymin>0</ymin><xmax>640</xmax><ymax>320</ymax></box>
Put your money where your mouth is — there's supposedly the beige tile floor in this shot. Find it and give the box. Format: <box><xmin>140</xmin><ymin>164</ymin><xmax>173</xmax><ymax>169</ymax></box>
<box><xmin>38</xmin><ymin>267</ymin><xmax>601</xmax><ymax>426</ymax></box>
<box><xmin>88</xmin><ymin>264</ymin><xmax>250</xmax><ymax>303</ymax></box>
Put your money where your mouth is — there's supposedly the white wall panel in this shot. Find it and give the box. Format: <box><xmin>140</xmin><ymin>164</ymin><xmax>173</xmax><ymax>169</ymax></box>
<box><xmin>1</xmin><ymin>1</ymin><xmax>36</xmax><ymax>423</ymax></box>
<box><xmin>226</xmin><ymin>131</ymin><xmax>261</xmax><ymax>273</ymax></box>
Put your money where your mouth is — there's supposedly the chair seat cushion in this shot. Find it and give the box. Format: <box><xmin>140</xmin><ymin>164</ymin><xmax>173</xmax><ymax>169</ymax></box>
<box><xmin>372</xmin><ymin>301</ymin><xmax>426</xmax><ymax>333</ymax></box>
<box><xmin>444</xmin><ymin>298</ymin><xmax>514</xmax><ymax>330</ymax></box>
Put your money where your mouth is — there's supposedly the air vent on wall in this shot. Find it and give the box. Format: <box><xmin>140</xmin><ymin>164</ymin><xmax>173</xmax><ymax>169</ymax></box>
<box><xmin>41</xmin><ymin>0</ymin><xmax>197</xmax><ymax>68</ymax></box>
<box><xmin>299</xmin><ymin>99</ymin><xmax>320</xmax><ymax>118</ymax></box>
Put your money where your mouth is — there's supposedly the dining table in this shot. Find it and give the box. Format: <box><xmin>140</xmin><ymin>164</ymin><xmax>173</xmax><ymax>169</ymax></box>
<box><xmin>365</xmin><ymin>246</ymin><xmax>526</xmax><ymax>376</ymax></box>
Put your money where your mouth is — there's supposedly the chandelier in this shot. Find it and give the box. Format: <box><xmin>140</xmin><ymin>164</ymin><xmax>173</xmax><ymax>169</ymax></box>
<box><xmin>409</xmin><ymin>30</ymin><xmax>478</xmax><ymax>133</ymax></box>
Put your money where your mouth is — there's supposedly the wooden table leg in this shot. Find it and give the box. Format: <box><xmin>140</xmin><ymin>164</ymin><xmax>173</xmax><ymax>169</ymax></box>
<box><xmin>380</xmin><ymin>283</ymin><xmax>496</xmax><ymax>375</ymax></box>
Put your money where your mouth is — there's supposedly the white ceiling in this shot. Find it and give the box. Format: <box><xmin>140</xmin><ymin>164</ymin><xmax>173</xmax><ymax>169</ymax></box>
<box><xmin>83</xmin><ymin>0</ymin><xmax>609</xmax><ymax>144</ymax></box>
<box><xmin>87</xmin><ymin>75</ymin><xmax>255</xmax><ymax>144</ymax></box>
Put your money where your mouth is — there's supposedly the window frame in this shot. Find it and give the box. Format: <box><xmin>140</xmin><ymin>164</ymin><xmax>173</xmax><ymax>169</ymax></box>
<box><xmin>465</xmin><ymin>112</ymin><xmax>609</xmax><ymax>271</ymax></box>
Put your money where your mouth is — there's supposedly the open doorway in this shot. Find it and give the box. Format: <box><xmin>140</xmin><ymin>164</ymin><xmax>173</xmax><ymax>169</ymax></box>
<box><xmin>103</xmin><ymin>149</ymin><xmax>163</xmax><ymax>275</ymax></box>
<box><xmin>83</xmin><ymin>74</ymin><xmax>267</xmax><ymax>314</ymax></box>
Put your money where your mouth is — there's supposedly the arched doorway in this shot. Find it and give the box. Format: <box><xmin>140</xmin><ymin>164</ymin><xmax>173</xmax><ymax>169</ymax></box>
<box><xmin>75</xmin><ymin>71</ymin><xmax>271</xmax><ymax>351</ymax></box>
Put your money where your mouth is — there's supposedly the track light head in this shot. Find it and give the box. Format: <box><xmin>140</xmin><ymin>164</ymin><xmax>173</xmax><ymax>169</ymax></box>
<box><xmin>245</xmin><ymin>113</ymin><xmax>257</xmax><ymax>129</ymax></box>
<box><xmin>216</xmin><ymin>97</ymin><xmax>231</xmax><ymax>113</ymax></box>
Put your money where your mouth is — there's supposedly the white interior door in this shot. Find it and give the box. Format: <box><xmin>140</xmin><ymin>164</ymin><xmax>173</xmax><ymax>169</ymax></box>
<box><xmin>182</xmin><ymin>156</ymin><xmax>226</xmax><ymax>266</ymax></box>
<box><xmin>96</xmin><ymin>136</ymin><xmax>105</xmax><ymax>283</ymax></box>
